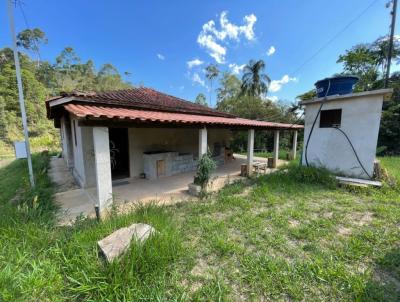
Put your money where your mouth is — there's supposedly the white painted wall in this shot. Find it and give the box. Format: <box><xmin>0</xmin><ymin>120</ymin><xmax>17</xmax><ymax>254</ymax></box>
<box><xmin>93</xmin><ymin>127</ymin><xmax>113</xmax><ymax>212</ymax></box>
<box><xmin>67</xmin><ymin>124</ymin><xmax>232</xmax><ymax>186</ymax></box>
<box><xmin>302</xmin><ymin>93</ymin><xmax>385</xmax><ymax>179</ymax></box>
<box><xmin>60</xmin><ymin>117</ymin><xmax>68</xmax><ymax>163</ymax></box>
<box><xmin>69</xmin><ymin>116</ymin><xmax>96</xmax><ymax>188</ymax></box>
<box><xmin>128</xmin><ymin>127</ymin><xmax>232</xmax><ymax>178</ymax></box>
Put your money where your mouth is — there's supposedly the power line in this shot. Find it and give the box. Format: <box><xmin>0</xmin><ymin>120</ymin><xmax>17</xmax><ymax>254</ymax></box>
<box><xmin>290</xmin><ymin>0</ymin><xmax>380</xmax><ymax>77</ymax></box>
<box><xmin>17</xmin><ymin>0</ymin><xmax>43</xmax><ymax>63</ymax></box>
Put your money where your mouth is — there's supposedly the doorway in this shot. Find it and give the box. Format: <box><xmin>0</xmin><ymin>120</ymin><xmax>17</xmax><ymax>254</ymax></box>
<box><xmin>109</xmin><ymin>128</ymin><xmax>130</xmax><ymax>180</ymax></box>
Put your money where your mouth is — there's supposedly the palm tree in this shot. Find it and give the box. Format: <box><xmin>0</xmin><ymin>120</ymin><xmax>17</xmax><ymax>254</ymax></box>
<box><xmin>205</xmin><ymin>64</ymin><xmax>219</xmax><ymax>107</ymax></box>
<box><xmin>240</xmin><ymin>59</ymin><xmax>271</xmax><ymax>97</ymax></box>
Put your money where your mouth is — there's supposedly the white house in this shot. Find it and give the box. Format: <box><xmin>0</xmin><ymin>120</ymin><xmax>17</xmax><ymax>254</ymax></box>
<box><xmin>300</xmin><ymin>89</ymin><xmax>392</xmax><ymax>179</ymax></box>
<box><xmin>46</xmin><ymin>87</ymin><xmax>303</xmax><ymax>215</ymax></box>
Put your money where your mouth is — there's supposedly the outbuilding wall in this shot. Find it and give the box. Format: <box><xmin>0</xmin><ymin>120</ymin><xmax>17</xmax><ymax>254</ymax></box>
<box><xmin>302</xmin><ymin>94</ymin><xmax>383</xmax><ymax>179</ymax></box>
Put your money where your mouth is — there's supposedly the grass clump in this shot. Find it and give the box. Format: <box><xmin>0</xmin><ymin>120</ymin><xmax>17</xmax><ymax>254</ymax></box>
<box><xmin>280</xmin><ymin>163</ymin><xmax>337</xmax><ymax>187</ymax></box>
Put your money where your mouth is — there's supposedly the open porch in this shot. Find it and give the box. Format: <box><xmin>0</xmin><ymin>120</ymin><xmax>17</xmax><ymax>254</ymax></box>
<box><xmin>53</xmin><ymin>154</ymin><xmax>287</xmax><ymax>224</ymax></box>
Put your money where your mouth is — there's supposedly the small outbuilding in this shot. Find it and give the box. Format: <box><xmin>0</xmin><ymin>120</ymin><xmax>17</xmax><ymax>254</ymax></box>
<box><xmin>46</xmin><ymin>87</ymin><xmax>302</xmax><ymax>215</ymax></box>
<box><xmin>300</xmin><ymin>88</ymin><xmax>392</xmax><ymax>179</ymax></box>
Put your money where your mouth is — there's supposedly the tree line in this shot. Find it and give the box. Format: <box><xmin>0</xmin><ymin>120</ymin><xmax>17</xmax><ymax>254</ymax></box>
<box><xmin>199</xmin><ymin>36</ymin><xmax>400</xmax><ymax>155</ymax></box>
<box><xmin>0</xmin><ymin>28</ymin><xmax>132</xmax><ymax>154</ymax></box>
<box><xmin>298</xmin><ymin>36</ymin><xmax>400</xmax><ymax>155</ymax></box>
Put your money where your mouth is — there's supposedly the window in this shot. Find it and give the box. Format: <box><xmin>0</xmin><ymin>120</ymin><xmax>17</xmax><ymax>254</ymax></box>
<box><xmin>319</xmin><ymin>109</ymin><xmax>342</xmax><ymax>128</ymax></box>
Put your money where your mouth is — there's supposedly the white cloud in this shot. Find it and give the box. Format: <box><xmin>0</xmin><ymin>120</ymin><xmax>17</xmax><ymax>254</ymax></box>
<box><xmin>157</xmin><ymin>53</ymin><xmax>165</xmax><ymax>60</ymax></box>
<box><xmin>266</xmin><ymin>95</ymin><xmax>279</xmax><ymax>102</ymax></box>
<box><xmin>187</xmin><ymin>58</ymin><xmax>204</xmax><ymax>69</ymax></box>
<box><xmin>267</xmin><ymin>46</ymin><xmax>276</xmax><ymax>56</ymax></box>
<box><xmin>197</xmin><ymin>11</ymin><xmax>257</xmax><ymax>63</ymax></box>
<box><xmin>192</xmin><ymin>72</ymin><xmax>206</xmax><ymax>87</ymax></box>
<box><xmin>197</xmin><ymin>31</ymin><xmax>226</xmax><ymax>63</ymax></box>
<box><xmin>229</xmin><ymin>63</ymin><xmax>245</xmax><ymax>74</ymax></box>
<box><xmin>269</xmin><ymin>75</ymin><xmax>297</xmax><ymax>93</ymax></box>
<box><xmin>179</xmin><ymin>86</ymin><xmax>185</xmax><ymax>91</ymax></box>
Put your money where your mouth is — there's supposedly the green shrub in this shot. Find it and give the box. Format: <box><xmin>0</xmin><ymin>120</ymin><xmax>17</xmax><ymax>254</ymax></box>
<box><xmin>194</xmin><ymin>153</ymin><xmax>217</xmax><ymax>189</ymax></box>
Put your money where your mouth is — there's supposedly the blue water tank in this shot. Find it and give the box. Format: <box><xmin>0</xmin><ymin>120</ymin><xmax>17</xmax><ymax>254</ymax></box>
<box><xmin>315</xmin><ymin>76</ymin><xmax>359</xmax><ymax>98</ymax></box>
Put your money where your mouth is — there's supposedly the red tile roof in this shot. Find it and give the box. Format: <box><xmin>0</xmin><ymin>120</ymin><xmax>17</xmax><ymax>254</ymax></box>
<box><xmin>64</xmin><ymin>103</ymin><xmax>303</xmax><ymax>130</ymax></box>
<box><xmin>48</xmin><ymin>87</ymin><xmax>234</xmax><ymax>118</ymax></box>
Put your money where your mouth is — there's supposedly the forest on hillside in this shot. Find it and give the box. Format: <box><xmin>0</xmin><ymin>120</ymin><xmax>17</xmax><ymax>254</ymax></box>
<box><xmin>0</xmin><ymin>28</ymin><xmax>132</xmax><ymax>156</ymax></box>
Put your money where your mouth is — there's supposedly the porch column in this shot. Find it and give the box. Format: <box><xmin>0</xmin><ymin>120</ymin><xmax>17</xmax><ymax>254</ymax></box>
<box><xmin>273</xmin><ymin>130</ymin><xmax>280</xmax><ymax>168</ymax></box>
<box><xmin>247</xmin><ymin>129</ymin><xmax>254</xmax><ymax>176</ymax></box>
<box><xmin>93</xmin><ymin>127</ymin><xmax>113</xmax><ymax>215</ymax></box>
<box><xmin>291</xmin><ymin>130</ymin><xmax>298</xmax><ymax>160</ymax></box>
<box><xmin>198</xmin><ymin>127</ymin><xmax>207</xmax><ymax>158</ymax></box>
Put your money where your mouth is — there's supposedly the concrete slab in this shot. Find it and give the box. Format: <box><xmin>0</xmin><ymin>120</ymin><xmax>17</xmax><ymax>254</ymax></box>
<box><xmin>105</xmin><ymin>155</ymin><xmax>284</xmax><ymax>208</ymax></box>
<box><xmin>55</xmin><ymin>189</ymin><xmax>95</xmax><ymax>225</ymax></box>
<box><xmin>336</xmin><ymin>176</ymin><xmax>382</xmax><ymax>187</ymax></box>
<box><xmin>56</xmin><ymin>154</ymin><xmax>287</xmax><ymax>223</ymax></box>
<box><xmin>49</xmin><ymin>156</ymin><xmax>78</xmax><ymax>192</ymax></box>
<box><xmin>98</xmin><ymin>223</ymin><xmax>155</xmax><ymax>263</ymax></box>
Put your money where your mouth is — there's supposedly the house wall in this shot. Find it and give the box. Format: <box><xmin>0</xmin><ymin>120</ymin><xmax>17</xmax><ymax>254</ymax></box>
<box><xmin>69</xmin><ymin>116</ymin><xmax>96</xmax><ymax>188</ymax></box>
<box><xmin>301</xmin><ymin>94</ymin><xmax>384</xmax><ymax>179</ymax></box>
<box><xmin>60</xmin><ymin>117</ymin><xmax>69</xmax><ymax>164</ymax></box>
<box><xmin>66</xmin><ymin>124</ymin><xmax>233</xmax><ymax>187</ymax></box>
<box><xmin>128</xmin><ymin>127</ymin><xmax>232</xmax><ymax>178</ymax></box>
<box><xmin>60</xmin><ymin>116</ymin><xmax>74</xmax><ymax>168</ymax></box>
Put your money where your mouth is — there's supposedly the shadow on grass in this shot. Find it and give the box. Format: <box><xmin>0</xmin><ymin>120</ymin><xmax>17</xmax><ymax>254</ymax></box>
<box><xmin>359</xmin><ymin>248</ymin><xmax>400</xmax><ymax>301</ymax></box>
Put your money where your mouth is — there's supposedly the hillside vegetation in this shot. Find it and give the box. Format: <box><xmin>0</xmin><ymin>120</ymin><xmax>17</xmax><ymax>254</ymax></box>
<box><xmin>0</xmin><ymin>28</ymin><xmax>132</xmax><ymax>157</ymax></box>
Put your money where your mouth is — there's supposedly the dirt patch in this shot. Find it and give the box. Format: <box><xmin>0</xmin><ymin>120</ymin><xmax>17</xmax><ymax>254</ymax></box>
<box><xmin>190</xmin><ymin>259</ymin><xmax>213</xmax><ymax>278</ymax></box>
<box><xmin>288</xmin><ymin>219</ymin><xmax>300</xmax><ymax>228</ymax></box>
<box><xmin>354</xmin><ymin>212</ymin><xmax>373</xmax><ymax>226</ymax></box>
<box><xmin>235</xmin><ymin>187</ymin><xmax>252</xmax><ymax>197</ymax></box>
<box><xmin>338</xmin><ymin>226</ymin><xmax>352</xmax><ymax>236</ymax></box>
<box><xmin>323</xmin><ymin>212</ymin><xmax>334</xmax><ymax>219</ymax></box>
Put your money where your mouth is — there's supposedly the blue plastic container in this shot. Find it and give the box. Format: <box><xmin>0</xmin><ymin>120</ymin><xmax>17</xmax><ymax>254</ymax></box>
<box><xmin>315</xmin><ymin>76</ymin><xmax>359</xmax><ymax>98</ymax></box>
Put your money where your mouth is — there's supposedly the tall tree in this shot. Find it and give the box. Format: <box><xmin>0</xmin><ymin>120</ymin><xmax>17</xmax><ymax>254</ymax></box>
<box><xmin>337</xmin><ymin>36</ymin><xmax>400</xmax><ymax>91</ymax></box>
<box><xmin>205</xmin><ymin>64</ymin><xmax>219</xmax><ymax>107</ymax></box>
<box><xmin>16</xmin><ymin>28</ymin><xmax>47</xmax><ymax>66</ymax></box>
<box><xmin>216</xmin><ymin>72</ymin><xmax>241</xmax><ymax>102</ymax></box>
<box><xmin>240</xmin><ymin>59</ymin><xmax>271</xmax><ymax>97</ymax></box>
<box><xmin>195</xmin><ymin>93</ymin><xmax>207</xmax><ymax>106</ymax></box>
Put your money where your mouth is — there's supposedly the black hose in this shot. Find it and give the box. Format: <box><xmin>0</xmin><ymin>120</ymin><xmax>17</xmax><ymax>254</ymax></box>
<box><xmin>304</xmin><ymin>102</ymin><xmax>323</xmax><ymax>166</ymax></box>
<box><xmin>304</xmin><ymin>80</ymin><xmax>331</xmax><ymax>166</ymax></box>
<box><xmin>332</xmin><ymin>127</ymin><xmax>372</xmax><ymax>179</ymax></box>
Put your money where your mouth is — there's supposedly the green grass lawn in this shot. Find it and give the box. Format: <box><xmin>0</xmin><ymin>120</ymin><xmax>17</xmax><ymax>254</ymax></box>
<box><xmin>1</xmin><ymin>154</ymin><xmax>399</xmax><ymax>301</ymax></box>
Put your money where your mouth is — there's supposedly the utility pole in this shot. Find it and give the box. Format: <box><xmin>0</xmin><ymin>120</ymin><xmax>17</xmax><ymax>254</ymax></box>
<box><xmin>7</xmin><ymin>0</ymin><xmax>35</xmax><ymax>187</ymax></box>
<box><xmin>385</xmin><ymin>0</ymin><xmax>398</xmax><ymax>88</ymax></box>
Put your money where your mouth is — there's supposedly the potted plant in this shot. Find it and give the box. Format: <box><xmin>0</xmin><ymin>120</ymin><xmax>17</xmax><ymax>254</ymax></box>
<box><xmin>188</xmin><ymin>153</ymin><xmax>216</xmax><ymax>197</ymax></box>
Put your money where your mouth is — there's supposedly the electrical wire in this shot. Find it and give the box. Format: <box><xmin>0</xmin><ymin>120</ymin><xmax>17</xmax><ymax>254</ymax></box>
<box><xmin>333</xmin><ymin>127</ymin><xmax>372</xmax><ymax>179</ymax></box>
<box><xmin>17</xmin><ymin>0</ymin><xmax>42</xmax><ymax>63</ymax></box>
<box><xmin>290</xmin><ymin>0</ymin><xmax>380</xmax><ymax>76</ymax></box>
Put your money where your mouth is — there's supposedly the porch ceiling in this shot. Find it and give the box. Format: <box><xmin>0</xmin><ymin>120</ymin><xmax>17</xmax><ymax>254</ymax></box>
<box><xmin>64</xmin><ymin>103</ymin><xmax>303</xmax><ymax>130</ymax></box>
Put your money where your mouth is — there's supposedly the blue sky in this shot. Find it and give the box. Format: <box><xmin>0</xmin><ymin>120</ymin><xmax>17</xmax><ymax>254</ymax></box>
<box><xmin>1</xmin><ymin>0</ymin><xmax>397</xmax><ymax>106</ymax></box>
